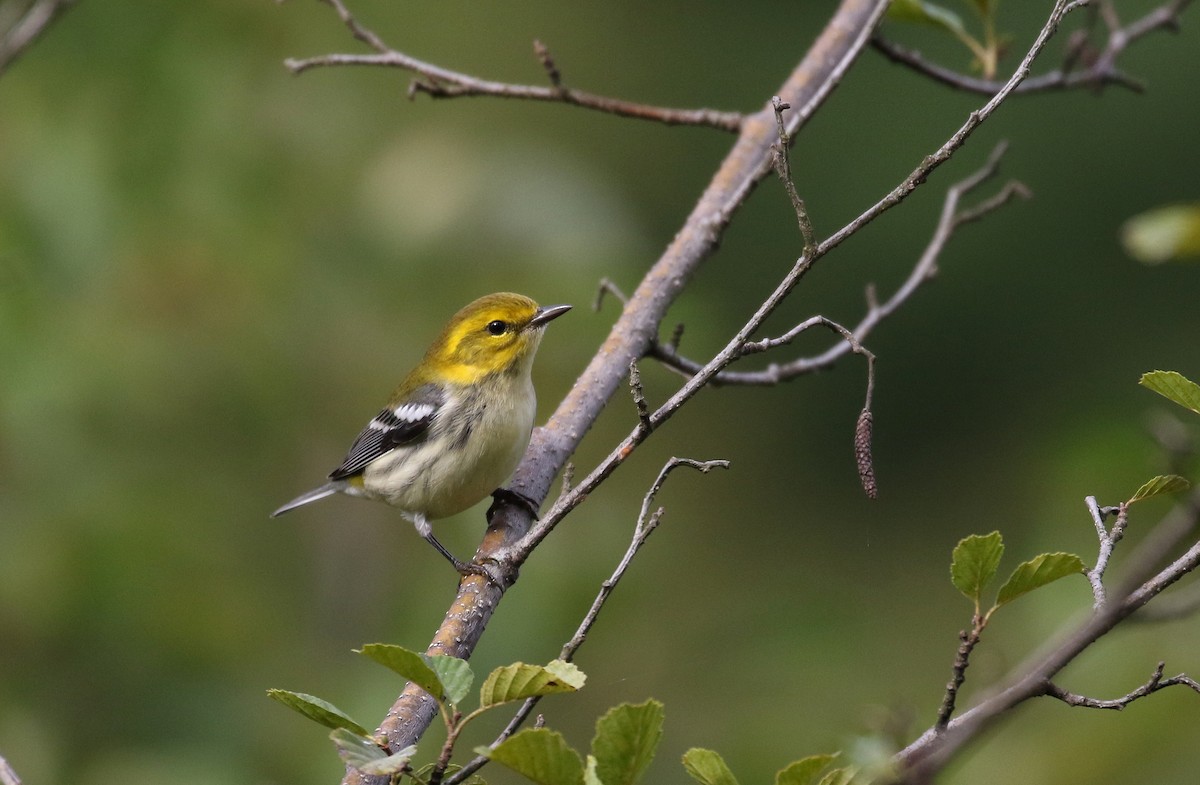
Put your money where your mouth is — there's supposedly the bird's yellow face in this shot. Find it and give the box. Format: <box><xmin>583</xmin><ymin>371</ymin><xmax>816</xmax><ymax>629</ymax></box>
<box><xmin>425</xmin><ymin>293</ymin><xmax>568</xmax><ymax>385</ymax></box>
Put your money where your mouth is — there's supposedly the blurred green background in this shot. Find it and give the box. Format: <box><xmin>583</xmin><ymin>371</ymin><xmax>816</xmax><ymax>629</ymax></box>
<box><xmin>2</xmin><ymin>1</ymin><xmax>1198</xmax><ymax>784</ymax></box>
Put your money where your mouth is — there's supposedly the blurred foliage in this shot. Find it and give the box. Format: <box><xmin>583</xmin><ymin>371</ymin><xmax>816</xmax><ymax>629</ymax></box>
<box><xmin>1</xmin><ymin>1</ymin><xmax>1198</xmax><ymax>784</ymax></box>
<box><xmin>1123</xmin><ymin>205</ymin><xmax>1200</xmax><ymax>262</ymax></box>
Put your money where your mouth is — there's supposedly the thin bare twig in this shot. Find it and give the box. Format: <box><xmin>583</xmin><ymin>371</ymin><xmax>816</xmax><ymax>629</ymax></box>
<box><xmin>936</xmin><ymin>621</ymin><xmax>984</xmax><ymax>729</ymax></box>
<box><xmin>288</xmin><ymin>0</ymin><xmax>744</xmax><ymax>132</ymax></box>
<box><xmin>647</xmin><ymin>141</ymin><xmax>1029</xmax><ymax>386</ymax></box>
<box><xmin>872</xmin><ymin>0</ymin><xmax>1192</xmax><ymax>95</ymax></box>
<box><xmin>1044</xmin><ymin>662</ymin><xmax>1200</xmax><ymax>709</ymax></box>
<box><xmin>445</xmin><ymin>457</ymin><xmax>728</xmax><ymax>785</ymax></box>
<box><xmin>1130</xmin><ymin>579</ymin><xmax>1200</xmax><ymax>623</ymax></box>
<box><xmin>0</xmin><ymin>0</ymin><xmax>76</xmax><ymax>76</ymax></box>
<box><xmin>770</xmin><ymin>97</ymin><xmax>816</xmax><ymax>255</ymax></box>
<box><xmin>628</xmin><ymin>361</ymin><xmax>652</xmax><ymax>433</ymax></box>
<box><xmin>1086</xmin><ymin>496</ymin><xmax>1129</xmax><ymax>609</ymax></box>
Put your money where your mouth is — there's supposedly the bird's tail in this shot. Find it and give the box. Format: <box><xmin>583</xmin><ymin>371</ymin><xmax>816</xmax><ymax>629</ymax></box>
<box><xmin>271</xmin><ymin>482</ymin><xmax>342</xmax><ymax>518</ymax></box>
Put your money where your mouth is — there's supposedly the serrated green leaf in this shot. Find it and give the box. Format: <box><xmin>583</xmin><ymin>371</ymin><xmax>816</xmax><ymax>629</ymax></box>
<box><xmin>887</xmin><ymin>0</ymin><xmax>967</xmax><ymax>35</ymax></box>
<box><xmin>1140</xmin><ymin>371</ymin><xmax>1200</xmax><ymax>415</ymax></box>
<box><xmin>480</xmin><ymin>660</ymin><xmax>586</xmax><ymax>708</ymax></box>
<box><xmin>266</xmin><ymin>689</ymin><xmax>371</xmax><ymax>737</ymax></box>
<box><xmin>330</xmin><ymin>728</ymin><xmax>417</xmax><ymax>776</ymax></box>
<box><xmin>995</xmin><ymin>553</ymin><xmax>1085</xmax><ymax>607</ymax></box>
<box><xmin>592</xmin><ymin>700</ymin><xmax>665</xmax><ymax>785</ymax></box>
<box><xmin>545</xmin><ymin>659</ymin><xmax>588</xmax><ymax>686</ymax></box>
<box><xmin>1122</xmin><ymin>204</ymin><xmax>1200</xmax><ymax>264</ymax></box>
<box><xmin>357</xmin><ymin>644</ymin><xmax>445</xmax><ymax>702</ymax></box>
<box><xmin>481</xmin><ymin>728</ymin><xmax>584</xmax><ymax>785</ymax></box>
<box><xmin>1128</xmin><ymin>474</ymin><xmax>1191</xmax><ymax>505</ymax></box>
<box><xmin>329</xmin><ymin>728</ymin><xmax>385</xmax><ymax>768</ymax></box>
<box><xmin>427</xmin><ymin>654</ymin><xmax>474</xmax><ymax>705</ymax></box>
<box><xmin>776</xmin><ymin>754</ymin><xmax>839</xmax><ymax>785</ymax></box>
<box><xmin>950</xmin><ymin>532</ymin><xmax>1004</xmax><ymax>605</ymax></box>
<box><xmin>682</xmin><ymin>748</ymin><xmax>739</xmax><ymax>785</ymax></box>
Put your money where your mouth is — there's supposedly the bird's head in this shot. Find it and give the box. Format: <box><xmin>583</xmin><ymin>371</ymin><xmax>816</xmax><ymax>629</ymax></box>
<box><xmin>425</xmin><ymin>292</ymin><xmax>570</xmax><ymax>384</ymax></box>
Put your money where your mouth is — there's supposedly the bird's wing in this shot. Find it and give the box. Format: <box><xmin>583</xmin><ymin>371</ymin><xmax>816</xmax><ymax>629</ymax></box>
<box><xmin>328</xmin><ymin>384</ymin><xmax>444</xmax><ymax>480</ymax></box>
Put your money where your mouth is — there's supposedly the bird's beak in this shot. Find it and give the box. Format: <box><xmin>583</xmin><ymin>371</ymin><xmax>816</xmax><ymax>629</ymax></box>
<box><xmin>529</xmin><ymin>304</ymin><xmax>571</xmax><ymax>328</ymax></box>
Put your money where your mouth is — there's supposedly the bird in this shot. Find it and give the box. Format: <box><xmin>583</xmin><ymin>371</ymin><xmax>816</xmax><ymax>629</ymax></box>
<box><xmin>272</xmin><ymin>292</ymin><xmax>570</xmax><ymax>573</ymax></box>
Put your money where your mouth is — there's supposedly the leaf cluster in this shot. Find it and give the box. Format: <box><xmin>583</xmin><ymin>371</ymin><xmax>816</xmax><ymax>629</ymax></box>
<box><xmin>887</xmin><ymin>0</ymin><xmax>1004</xmax><ymax>77</ymax></box>
<box><xmin>269</xmin><ymin>645</ymin><xmax>585</xmax><ymax>782</ymax></box>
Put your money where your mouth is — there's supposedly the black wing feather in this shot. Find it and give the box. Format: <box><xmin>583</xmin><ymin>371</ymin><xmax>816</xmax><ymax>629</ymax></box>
<box><xmin>328</xmin><ymin>385</ymin><xmax>443</xmax><ymax>479</ymax></box>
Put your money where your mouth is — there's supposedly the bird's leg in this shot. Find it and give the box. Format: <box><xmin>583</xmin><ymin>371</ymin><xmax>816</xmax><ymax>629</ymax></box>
<box><xmin>412</xmin><ymin>514</ymin><xmax>497</xmax><ymax>582</ymax></box>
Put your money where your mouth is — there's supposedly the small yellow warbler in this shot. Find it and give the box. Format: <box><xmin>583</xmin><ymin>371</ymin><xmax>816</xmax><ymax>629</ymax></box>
<box><xmin>272</xmin><ymin>292</ymin><xmax>570</xmax><ymax>572</ymax></box>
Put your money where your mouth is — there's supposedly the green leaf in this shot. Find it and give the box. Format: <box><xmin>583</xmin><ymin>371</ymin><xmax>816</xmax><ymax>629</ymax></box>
<box><xmin>816</xmin><ymin>768</ymin><xmax>856</xmax><ymax>785</ymax></box>
<box><xmin>1122</xmin><ymin>204</ymin><xmax>1200</xmax><ymax>264</ymax></box>
<box><xmin>329</xmin><ymin>728</ymin><xmax>417</xmax><ymax>776</ymax></box>
<box><xmin>950</xmin><ymin>532</ymin><xmax>1004</xmax><ymax>605</ymax></box>
<box><xmin>1140</xmin><ymin>371</ymin><xmax>1200</xmax><ymax>415</ymax></box>
<box><xmin>970</xmin><ymin>0</ymin><xmax>997</xmax><ymax>17</ymax></box>
<box><xmin>480</xmin><ymin>660</ymin><xmax>587</xmax><ymax>708</ymax></box>
<box><xmin>357</xmin><ymin>644</ymin><xmax>446</xmax><ymax>702</ymax></box>
<box><xmin>592</xmin><ymin>700</ymin><xmax>665</xmax><ymax>785</ymax></box>
<box><xmin>584</xmin><ymin>755</ymin><xmax>605</xmax><ymax>785</ymax></box>
<box><xmin>995</xmin><ymin>553</ymin><xmax>1086</xmax><ymax>607</ymax></box>
<box><xmin>427</xmin><ymin>654</ymin><xmax>475</xmax><ymax>705</ymax></box>
<box><xmin>681</xmin><ymin>748</ymin><xmax>740</xmax><ymax>785</ymax></box>
<box><xmin>776</xmin><ymin>754</ymin><xmax>839</xmax><ymax>785</ymax></box>
<box><xmin>887</xmin><ymin>0</ymin><xmax>968</xmax><ymax>36</ymax></box>
<box><xmin>481</xmin><ymin>728</ymin><xmax>584</xmax><ymax>785</ymax></box>
<box><xmin>266</xmin><ymin>689</ymin><xmax>372</xmax><ymax>737</ymax></box>
<box><xmin>1128</xmin><ymin>474</ymin><xmax>1191</xmax><ymax>505</ymax></box>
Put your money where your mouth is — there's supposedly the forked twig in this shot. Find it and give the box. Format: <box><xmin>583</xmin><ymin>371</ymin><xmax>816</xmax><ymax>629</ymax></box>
<box><xmin>445</xmin><ymin>457</ymin><xmax>728</xmax><ymax>785</ymax></box>
<box><xmin>1044</xmin><ymin>662</ymin><xmax>1200</xmax><ymax>709</ymax></box>
<box><xmin>288</xmin><ymin>0</ymin><xmax>744</xmax><ymax>132</ymax></box>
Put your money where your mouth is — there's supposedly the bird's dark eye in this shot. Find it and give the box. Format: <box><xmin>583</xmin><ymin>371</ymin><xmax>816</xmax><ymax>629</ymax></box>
<box><xmin>486</xmin><ymin>320</ymin><xmax>508</xmax><ymax>336</ymax></box>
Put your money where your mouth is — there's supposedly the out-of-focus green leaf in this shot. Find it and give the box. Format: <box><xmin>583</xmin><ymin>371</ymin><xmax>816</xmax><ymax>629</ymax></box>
<box><xmin>816</xmin><ymin>767</ymin><xmax>856</xmax><ymax>785</ymax></box>
<box><xmin>1140</xmin><ymin>371</ymin><xmax>1200</xmax><ymax>415</ymax></box>
<box><xmin>1122</xmin><ymin>204</ymin><xmax>1200</xmax><ymax>263</ymax></box>
<box><xmin>584</xmin><ymin>755</ymin><xmax>604</xmax><ymax>785</ymax></box>
<box><xmin>266</xmin><ymin>689</ymin><xmax>371</xmax><ymax>737</ymax></box>
<box><xmin>480</xmin><ymin>660</ymin><xmax>586</xmax><ymax>708</ymax></box>
<box><xmin>427</xmin><ymin>654</ymin><xmax>475</xmax><ymax>705</ymax></box>
<box><xmin>776</xmin><ymin>754</ymin><xmax>839</xmax><ymax>785</ymax></box>
<box><xmin>330</xmin><ymin>729</ymin><xmax>416</xmax><ymax>776</ymax></box>
<box><xmin>592</xmin><ymin>700</ymin><xmax>664</xmax><ymax>785</ymax></box>
<box><xmin>481</xmin><ymin>728</ymin><xmax>584</xmax><ymax>785</ymax></box>
<box><xmin>887</xmin><ymin>0</ymin><xmax>968</xmax><ymax>35</ymax></box>
<box><xmin>995</xmin><ymin>553</ymin><xmax>1085</xmax><ymax>607</ymax></box>
<box><xmin>950</xmin><ymin>532</ymin><xmax>1004</xmax><ymax>605</ymax></box>
<box><xmin>357</xmin><ymin>644</ymin><xmax>445</xmax><ymax>702</ymax></box>
<box><xmin>682</xmin><ymin>748</ymin><xmax>740</xmax><ymax>785</ymax></box>
<box><xmin>1128</xmin><ymin>474</ymin><xmax>1191</xmax><ymax>504</ymax></box>
<box><xmin>970</xmin><ymin>0</ymin><xmax>998</xmax><ymax>18</ymax></box>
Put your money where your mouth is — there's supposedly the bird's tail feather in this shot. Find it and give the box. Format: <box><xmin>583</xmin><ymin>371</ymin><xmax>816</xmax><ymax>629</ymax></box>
<box><xmin>271</xmin><ymin>482</ymin><xmax>342</xmax><ymax>518</ymax></box>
